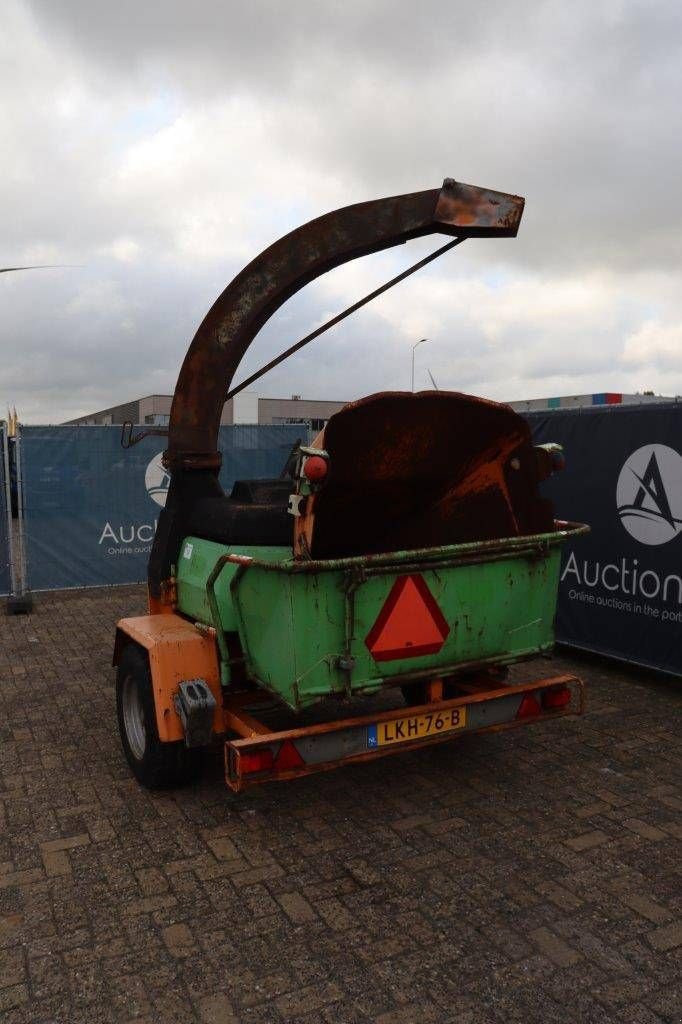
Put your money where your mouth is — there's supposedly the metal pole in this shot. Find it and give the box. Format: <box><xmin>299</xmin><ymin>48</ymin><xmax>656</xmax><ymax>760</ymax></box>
<box><xmin>1</xmin><ymin>424</ymin><xmax>17</xmax><ymax>595</ymax></box>
<box><xmin>14</xmin><ymin>426</ymin><xmax>28</xmax><ymax>596</ymax></box>
<box><xmin>226</xmin><ymin>240</ymin><xmax>463</xmax><ymax>402</ymax></box>
<box><xmin>411</xmin><ymin>338</ymin><xmax>428</xmax><ymax>392</ymax></box>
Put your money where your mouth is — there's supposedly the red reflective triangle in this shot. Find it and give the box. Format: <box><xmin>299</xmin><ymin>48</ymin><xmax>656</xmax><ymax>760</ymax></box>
<box><xmin>273</xmin><ymin>739</ymin><xmax>305</xmax><ymax>770</ymax></box>
<box><xmin>365</xmin><ymin>574</ymin><xmax>450</xmax><ymax>662</ymax></box>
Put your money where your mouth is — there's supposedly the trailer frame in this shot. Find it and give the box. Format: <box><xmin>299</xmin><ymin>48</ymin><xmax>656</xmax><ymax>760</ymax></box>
<box><xmin>222</xmin><ymin>672</ymin><xmax>584</xmax><ymax>791</ymax></box>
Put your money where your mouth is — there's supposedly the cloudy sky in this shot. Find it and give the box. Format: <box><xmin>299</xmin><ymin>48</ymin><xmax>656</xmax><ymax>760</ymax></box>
<box><xmin>2</xmin><ymin>0</ymin><xmax>682</xmax><ymax>422</ymax></box>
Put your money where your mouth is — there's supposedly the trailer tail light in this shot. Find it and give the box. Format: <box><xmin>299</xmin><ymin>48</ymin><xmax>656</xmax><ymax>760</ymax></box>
<box><xmin>238</xmin><ymin>747</ymin><xmax>274</xmax><ymax>774</ymax></box>
<box><xmin>542</xmin><ymin>686</ymin><xmax>571</xmax><ymax>710</ymax></box>
<box><xmin>516</xmin><ymin>694</ymin><xmax>541</xmax><ymax>719</ymax></box>
<box><xmin>303</xmin><ymin>455</ymin><xmax>328</xmax><ymax>482</ymax></box>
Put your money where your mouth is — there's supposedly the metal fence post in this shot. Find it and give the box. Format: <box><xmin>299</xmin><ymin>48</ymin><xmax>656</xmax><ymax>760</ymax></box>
<box><xmin>2</xmin><ymin>424</ymin><xmax>18</xmax><ymax>602</ymax></box>
<box><xmin>6</xmin><ymin>425</ymin><xmax>32</xmax><ymax>614</ymax></box>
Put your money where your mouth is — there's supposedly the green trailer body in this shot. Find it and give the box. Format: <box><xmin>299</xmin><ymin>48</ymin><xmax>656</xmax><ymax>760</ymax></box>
<box><xmin>175</xmin><ymin>523</ymin><xmax>587</xmax><ymax>712</ymax></box>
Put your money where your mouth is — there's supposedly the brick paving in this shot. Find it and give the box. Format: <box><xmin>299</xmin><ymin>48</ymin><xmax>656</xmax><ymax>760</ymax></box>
<box><xmin>0</xmin><ymin>584</ymin><xmax>680</xmax><ymax>1024</ymax></box>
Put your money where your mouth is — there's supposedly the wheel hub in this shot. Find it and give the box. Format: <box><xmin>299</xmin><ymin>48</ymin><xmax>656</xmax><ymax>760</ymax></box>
<box><xmin>122</xmin><ymin>674</ymin><xmax>146</xmax><ymax>760</ymax></box>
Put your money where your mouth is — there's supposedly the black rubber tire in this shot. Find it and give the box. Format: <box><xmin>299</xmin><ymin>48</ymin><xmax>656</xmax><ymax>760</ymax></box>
<box><xmin>115</xmin><ymin>643</ymin><xmax>203</xmax><ymax>789</ymax></box>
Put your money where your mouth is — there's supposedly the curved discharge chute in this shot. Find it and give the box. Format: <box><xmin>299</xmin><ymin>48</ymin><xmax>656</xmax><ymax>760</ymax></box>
<box><xmin>150</xmin><ymin>179</ymin><xmax>525</xmax><ymax>596</ymax></box>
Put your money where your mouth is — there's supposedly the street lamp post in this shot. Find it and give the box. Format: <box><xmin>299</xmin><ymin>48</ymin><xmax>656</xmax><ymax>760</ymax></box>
<box><xmin>411</xmin><ymin>338</ymin><xmax>428</xmax><ymax>392</ymax></box>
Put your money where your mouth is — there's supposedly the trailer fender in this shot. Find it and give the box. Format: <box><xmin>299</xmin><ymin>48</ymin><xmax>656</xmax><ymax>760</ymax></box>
<box><xmin>113</xmin><ymin>615</ymin><xmax>222</xmax><ymax>743</ymax></box>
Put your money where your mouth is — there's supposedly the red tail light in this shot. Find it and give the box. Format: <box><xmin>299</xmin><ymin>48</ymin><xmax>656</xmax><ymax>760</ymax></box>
<box><xmin>239</xmin><ymin>747</ymin><xmax>274</xmax><ymax>774</ymax></box>
<box><xmin>542</xmin><ymin>686</ymin><xmax>571</xmax><ymax>710</ymax></box>
<box><xmin>516</xmin><ymin>694</ymin><xmax>541</xmax><ymax>719</ymax></box>
<box><xmin>303</xmin><ymin>455</ymin><xmax>328</xmax><ymax>482</ymax></box>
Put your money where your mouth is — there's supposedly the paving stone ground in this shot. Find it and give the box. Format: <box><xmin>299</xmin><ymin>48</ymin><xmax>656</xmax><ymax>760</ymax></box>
<box><xmin>0</xmin><ymin>584</ymin><xmax>680</xmax><ymax>1024</ymax></box>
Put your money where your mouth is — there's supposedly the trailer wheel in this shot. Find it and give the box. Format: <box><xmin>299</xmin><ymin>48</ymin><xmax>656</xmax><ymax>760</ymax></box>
<box><xmin>116</xmin><ymin>643</ymin><xmax>203</xmax><ymax>789</ymax></box>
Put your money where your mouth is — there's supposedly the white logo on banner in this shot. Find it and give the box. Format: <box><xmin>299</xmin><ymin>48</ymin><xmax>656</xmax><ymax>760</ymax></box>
<box><xmin>616</xmin><ymin>444</ymin><xmax>682</xmax><ymax>546</ymax></box>
<box><xmin>145</xmin><ymin>452</ymin><xmax>170</xmax><ymax>507</ymax></box>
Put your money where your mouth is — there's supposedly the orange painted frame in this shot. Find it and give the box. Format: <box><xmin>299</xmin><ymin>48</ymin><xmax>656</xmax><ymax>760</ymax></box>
<box><xmin>224</xmin><ymin>674</ymin><xmax>585</xmax><ymax>791</ymax></box>
<box><xmin>113</xmin><ymin>614</ymin><xmax>222</xmax><ymax>742</ymax></box>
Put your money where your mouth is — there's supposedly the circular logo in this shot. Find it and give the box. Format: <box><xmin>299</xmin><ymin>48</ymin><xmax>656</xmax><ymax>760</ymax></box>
<box><xmin>616</xmin><ymin>443</ymin><xmax>682</xmax><ymax>545</ymax></box>
<box><xmin>145</xmin><ymin>452</ymin><xmax>170</xmax><ymax>507</ymax></box>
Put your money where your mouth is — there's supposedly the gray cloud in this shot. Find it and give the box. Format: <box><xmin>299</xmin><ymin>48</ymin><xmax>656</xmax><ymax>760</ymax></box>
<box><xmin>3</xmin><ymin>0</ymin><xmax>682</xmax><ymax>421</ymax></box>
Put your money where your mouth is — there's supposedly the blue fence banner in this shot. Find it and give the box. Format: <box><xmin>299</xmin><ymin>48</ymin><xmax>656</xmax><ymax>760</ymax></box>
<box><xmin>0</xmin><ymin>425</ymin><xmax>11</xmax><ymax>596</ymax></box>
<box><xmin>528</xmin><ymin>402</ymin><xmax>682</xmax><ymax>676</ymax></box>
<box><xmin>22</xmin><ymin>423</ymin><xmax>304</xmax><ymax>591</ymax></box>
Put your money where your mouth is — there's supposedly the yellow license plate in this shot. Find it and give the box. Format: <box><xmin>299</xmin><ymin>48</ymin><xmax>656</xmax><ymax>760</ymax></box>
<box><xmin>371</xmin><ymin>706</ymin><xmax>467</xmax><ymax>748</ymax></box>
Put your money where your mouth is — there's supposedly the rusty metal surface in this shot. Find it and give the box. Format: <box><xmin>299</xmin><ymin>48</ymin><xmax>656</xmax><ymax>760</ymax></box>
<box><xmin>224</xmin><ymin>236</ymin><xmax>466</xmax><ymax>402</ymax></box>
<box><xmin>149</xmin><ymin>178</ymin><xmax>525</xmax><ymax>596</ymax></box>
<box><xmin>223</xmin><ymin>673</ymin><xmax>584</xmax><ymax>791</ymax></box>
<box><xmin>120</xmin><ymin>420</ymin><xmax>169</xmax><ymax>449</ymax></box>
<box><xmin>166</xmin><ymin>178</ymin><xmax>524</xmax><ymax>465</ymax></box>
<box><xmin>303</xmin><ymin>390</ymin><xmax>554</xmax><ymax>559</ymax></box>
<box><xmin>435</xmin><ymin>178</ymin><xmax>524</xmax><ymax>235</ymax></box>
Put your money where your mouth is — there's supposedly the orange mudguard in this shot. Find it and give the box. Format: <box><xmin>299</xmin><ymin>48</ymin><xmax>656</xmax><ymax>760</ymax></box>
<box><xmin>113</xmin><ymin>614</ymin><xmax>221</xmax><ymax>742</ymax></box>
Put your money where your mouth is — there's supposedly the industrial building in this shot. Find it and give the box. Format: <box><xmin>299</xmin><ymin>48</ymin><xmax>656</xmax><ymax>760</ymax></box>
<box><xmin>65</xmin><ymin>389</ymin><xmax>676</xmax><ymax>429</ymax></box>
<box><xmin>64</xmin><ymin>393</ymin><xmax>347</xmax><ymax>431</ymax></box>
<box><xmin>508</xmin><ymin>391</ymin><xmax>675</xmax><ymax>413</ymax></box>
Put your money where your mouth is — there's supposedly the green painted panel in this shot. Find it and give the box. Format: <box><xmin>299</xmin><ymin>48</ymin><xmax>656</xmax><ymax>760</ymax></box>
<box><xmin>176</xmin><ymin>537</ymin><xmax>289</xmax><ymax>632</ymax></box>
<box><xmin>234</xmin><ymin>548</ymin><xmax>563</xmax><ymax>708</ymax></box>
<box><xmin>176</xmin><ymin>527</ymin><xmax>584</xmax><ymax>712</ymax></box>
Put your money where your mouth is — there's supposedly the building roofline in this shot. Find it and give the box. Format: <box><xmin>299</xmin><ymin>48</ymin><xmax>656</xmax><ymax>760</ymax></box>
<box><xmin>257</xmin><ymin>397</ymin><xmax>347</xmax><ymax>405</ymax></box>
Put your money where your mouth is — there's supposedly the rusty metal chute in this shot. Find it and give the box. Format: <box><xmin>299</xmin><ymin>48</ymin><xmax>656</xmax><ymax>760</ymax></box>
<box><xmin>166</xmin><ymin>179</ymin><xmax>524</xmax><ymax>466</ymax></box>
<box><xmin>149</xmin><ymin>178</ymin><xmax>524</xmax><ymax>597</ymax></box>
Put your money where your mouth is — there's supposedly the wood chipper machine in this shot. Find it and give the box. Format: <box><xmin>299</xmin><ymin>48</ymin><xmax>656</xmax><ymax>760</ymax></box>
<box><xmin>113</xmin><ymin>178</ymin><xmax>588</xmax><ymax>790</ymax></box>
